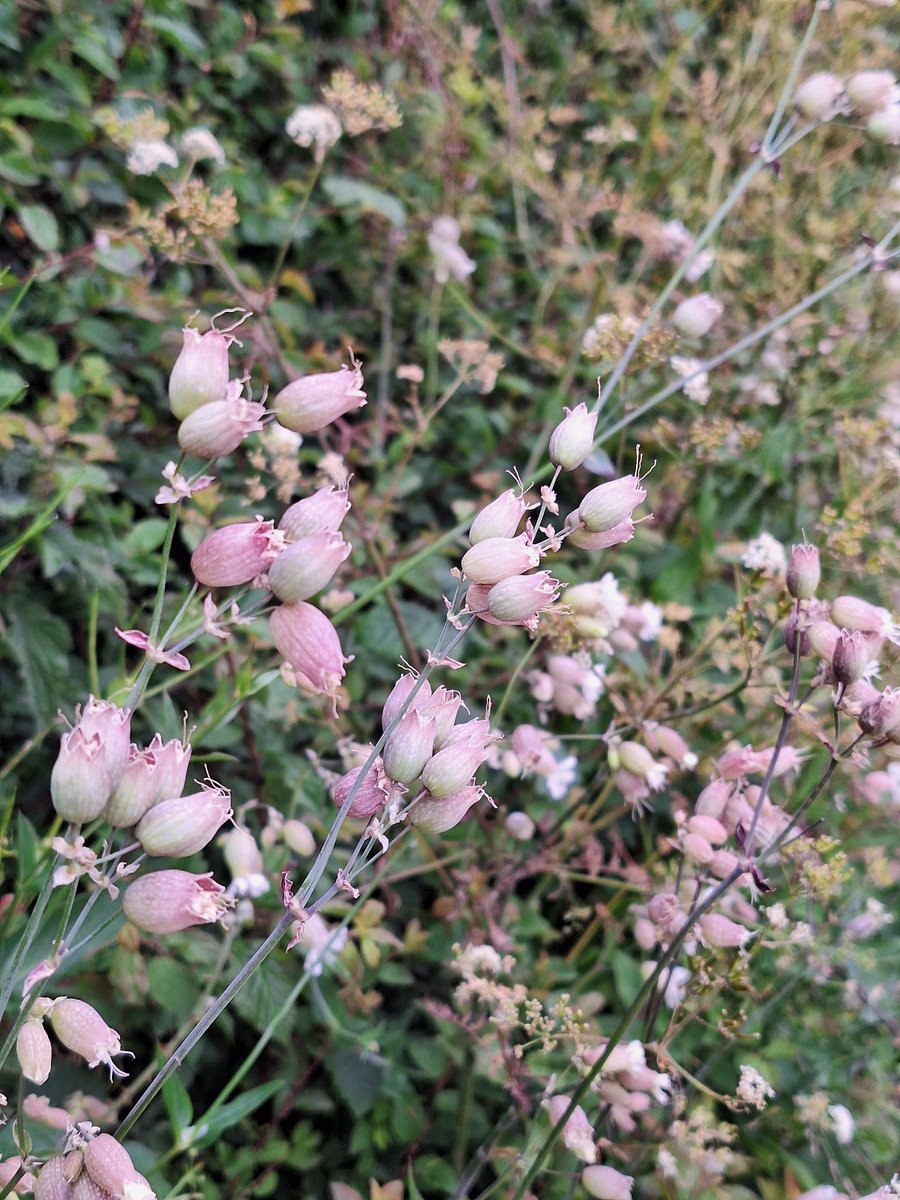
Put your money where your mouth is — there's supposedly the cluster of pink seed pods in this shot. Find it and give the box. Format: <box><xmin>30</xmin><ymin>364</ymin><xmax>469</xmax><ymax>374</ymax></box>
<box><xmin>190</xmin><ymin>483</ymin><xmax>353</xmax><ymax>704</ymax></box>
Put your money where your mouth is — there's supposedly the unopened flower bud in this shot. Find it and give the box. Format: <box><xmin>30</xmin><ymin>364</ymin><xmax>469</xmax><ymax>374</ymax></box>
<box><xmin>645</xmin><ymin>725</ymin><xmax>697</xmax><ymax>769</ymax></box>
<box><xmin>145</xmin><ymin>735</ymin><xmax>191</xmax><ymax>805</ymax></box>
<box><xmin>267</xmin><ymin>532</ymin><xmax>351</xmax><ymax>603</ymax></box>
<box><xmin>269</xmin><ymin>603</ymin><xmax>352</xmax><ymax>700</ymax></box>
<box><xmin>682</xmin><ymin>831</ymin><xmax>714</xmax><ymax>864</ymax></box>
<box><xmin>123</xmin><ymin>870</ymin><xmax>230</xmax><ymax>935</ymax></box>
<box><xmin>178</xmin><ymin>391</ymin><xmax>265</xmax><ymax>459</ymax></box>
<box><xmin>50</xmin><ymin>728</ymin><xmax>112</xmax><ymax>823</ymax></box>
<box><xmin>168</xmin><ymin>327</ymin><xmax>230</xmax><ymax>419</ymax></box>
<box><xmin>699</xmin><ymin>913</ymin><xmax>753</xmax><ymax>949</ymax></box>
<box><xmin>486</xmin><ymin>571</ymin><xmax>560</xmax><ymax>625</ymax></box>
<box><xmin>221</xmin><ymin>828</ymin><xmax>266</xmax><ymax>887</ymax></box>
<box><xmin>421</xmin><ymin>741</ymin><xmax>488</xmax><ymax>799</ymax></box>
<box><xmin>505</xmin><ymin>811</ymin><xmax>535</xmax><ymax>839</ymax></box>
<box><xmin>104</xmin><ymin>744</ymin><xmax>161</xmax><ymax>827</ymax></box>
<box><xmin>83</xmin><ymin>1135</ymin><xmax>145</xmax><ymax>1199</ymax></box>
<box><xmin>191</xmin><ymin>520</ymin><xmax>277</xmax><ymax>587</ymax></box>
<box><xmin>135</xmin><ymin>782</ymin><xmax>232</xmax><ymax>857</ymax></box>
<box><xmin>384</xmin><ymin>710</ymin><xmax>437</xmax><ymax>786</ymax></box>
<box><xmin>547</xmin><ymin>1096</ymin><xmax>596</xmax><ymax>1163</ymax></box>
<box><xmin>581</xmin><ymin>1164</ymin><xmax>634</xmax><ymax>1199</ymax></box>
<box><xmin>794</xmin><ymin>72</ymin><xmax>844</xmax><ymax>119</ymax></box>
<box><xmin>784</xmin><ymin>610</ymin><xmax>811</xmax><ymax>657</ymax></box>
<box><xmin>468</xmin><ymin>488</ymin><xmax>531</xmax><ymax>544</ymax></box>
<box><xmin>421</xmin><ymin>686</ymin><xmax>465</xmax><ymax>749</ymax></box>
<box><xmin>832</xmin><ymin>629</ymin><xmax>875</xmax><ymax>685</ymax></box>
<box><xmin>282</xmin><ymin>819</ymin><xmax>315</xmax><ymax>855</ymax></box>
<box><xmin>672</xmin><ymin>293</ymin><xmax>723</xmax><ymax>338</ymax></box>
<box><xmin>566</xmin><ymin>517</ymin><xmax>636</xmax><ymax>550</ymax></box>
<box><xmin>715</xmin><ymin>745</ymin><xmax>756</xmax><ymax>781</ymax></box>
<box><xmin>687</xmin><ymin>814</ymin><xmax>727</xmax><ymax>843</ymax></box>
<box><xmin>695</xmin><ymin>778</ymin><xmax>733</xmax><ymax>818</ymax></box>
<box><xmin>647</xmin><ymin>892</ymin><xmax>680</xmax><ymax>932</ymax></box>
<box><xmin>847</xmin><ymin>70</ymin><xmax>899</xmax><ymax>114</ymax></box>
<box><xmin>709</xmin><ymin>848</ymin><xmax>740</xmax><ymax>878</ymax></box>
<box><xmin>332</xmin><ymin>760</ymin><xmax>390</xmax><ymax>819</ymax></box>
<box><xmin>50</xmin><ymin>999</ymin><xmax>130</xmax><ymax>1078</ymax></box>
<box><xmin>831</xmin><ymin>595</ymin><xmax>898</xmax><ymax>641</ymax></box>
<box><xmin>274</xmin><ymin>363</ymin><xmax>366</xmax><ymax>434</ymax></box>
<box><xmin>460</xmin><ymin>534</ymin><xmax>540</xmax><ymax>585</ymax></box>
<box><xmin>279</xmin><ymin>485</ymin><xmax>350</xmax><ymax>540</ymax></box>
<box><xmin>858</xmin><ymin>687</ymin><xmax>900</xmax><ymax>739</ymax></box>
<box><xmin>808</xmin><ymin>619</ymin><xmax>841</xmax><ymax>661</ymax></box>
<box><xmin>786</xmin><ymin>542</ymin><xmax>820</xmax><ymax>599</ymax></box>
<box><xmin>548</xmin><ymin>403</ymin><xmax>599</xmax><ymax>471</ymax></box>
<box><xmin>17</xmin><ymin>1019</ymin><xmax>52</xmax><ymax>1084</ymax></box>
<box><xmin>577</xmin><ymin>476</ymin><xmax>646</xmax><ymax>534</ymax></box>
<box><xmin>382</xmin><ymin>673</ymin><xmax>432</xmax><ymax>732</ymax></box>
<box><xmin>615</xmin><ymin>741</ymin><xmax>667</xmax><ymax>792</ymax></box>
<box><xmin>867</xmin><ymin>104</ymin><xmax>900</xmax><ymax>146</ymax></box>
<box><xmin>411</xmin><ymin>785</ymin><xmax>482</xmax><ymax>833</ymax></box>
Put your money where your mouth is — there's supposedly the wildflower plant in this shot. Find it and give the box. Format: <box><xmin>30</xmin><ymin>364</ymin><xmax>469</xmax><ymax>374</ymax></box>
<box><xmin>0</xmin><ymin>2</ymin><xmax>898</xmax><ymax>1199</ymax></box>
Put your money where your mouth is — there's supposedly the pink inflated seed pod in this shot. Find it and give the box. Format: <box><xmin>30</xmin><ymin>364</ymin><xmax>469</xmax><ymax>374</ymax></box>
<box><xmin>460</xmin><ymin>534</ymin><xmax>541</xmax><ymax>585</ymax></box>
<box><xmin>410</xmin><ymin>785</ymin><xmax>483</xmax><ymax>833</ymax></box>
<box><xmin>332</xmin><ymin>759</ymin><xmax>391</xmax><ymax>819</ymax></box>
<box><xmin>191</xmin><ymin>520</ymin><xmax>276</xmax><ymax>587</ymax></box>
<box><xmin>269</xmin><ymin>602</ymin><xmax>352</xmax><ymax>700</ymax></box>
<box><xmin>279</xmin><ymin>485</ymin><xmax>351</xmax><ymax>540</ymax></box>
<box><xmin>123</xmin><ymin>870</ymin><xmax>230</xmax><ymax>935</ymax></box>
<box><xmin>274</xmin><ymin>363</ymin><xmax>367</xmax><ymax>434</ymax></box>
<box><xmin>267</xmin><ymin>532</ymin><xmax>351</xmax><ymax>603</ymax></box>
<box><xmin>135</xmin><ymin>782</ymin><xmax>232</xmax><ymax>858</ymax></box>
<box><xmin>577</xmin><ymin>477</ymin><xmax>646</xmax><ymax>534</ymax></box>
<box><xmin>468</xmin><ymin>488</ymin><xmax>531</xmax><ymax>544</ymax></box>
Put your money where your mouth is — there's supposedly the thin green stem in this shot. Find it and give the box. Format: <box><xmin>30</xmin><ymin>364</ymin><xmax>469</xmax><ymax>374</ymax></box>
<box><xmin>266</xmin><ymin>161</ymin><xmax>323</xmax><ymax>292</ymax></box>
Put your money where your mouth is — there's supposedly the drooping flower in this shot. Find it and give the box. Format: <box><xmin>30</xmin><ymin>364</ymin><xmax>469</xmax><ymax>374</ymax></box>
<box><xmin>49</xmin><ymin>999</ymin><xmax>132</xmax><ymax>1079</ymax></box>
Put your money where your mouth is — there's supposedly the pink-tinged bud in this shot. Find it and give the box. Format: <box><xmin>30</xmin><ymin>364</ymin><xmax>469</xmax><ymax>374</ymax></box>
<box><xmin>104</xmin><ymin>744</ymin><xmax>160</xmax><ymax>827</ymax></box>
<box><xmin>421</xmin><ymin>741</ymin><xmax>488</xmax><ymax>799</ymax></box>
<box><xmin>867</xmin><ymin>104</ymin><xmax>900</xmax><ymax>146</ymax></box>
<box><xmin>441</xmin><ymin>716</ymin><xmax>496</xmax><ymax>749</ymax></box>
<box><xmin>468</xmin><ymin>488</ymin><xmax>531</xmax><ymax>544</ymax></box>
<box><xmin>169</xmin><ymin>327</ymin><xmax>230</xmax><ymax>419</ymax></box>
<box><xmin>283</xmin><ymin>818</ymin><xmax>316</xmax><ymax>855</ymax></box>
<box><xmin>695</xmin><ymin>778</ymin><xmax>733</xmax><ymax>818</ymax></box>
<box><xmin>267</xmin><ymin>532</ymin><xmax>351</xmax><ymax>603</ymax></box>
<box><xmin>83</xmin><ymin>1135</ymin><xmax>142</xmax><ymax>1198</ymax></box>
<box><xmin>687</xmin><ymin>814</ymin><xmax>727</xmax><ymax>844</ymax></box>
<box><xmin>328</xmin><ymin>763</ymin><xmax>388</xmax><ymax>820</ymax></box>
<box><xmin>145</xmin><ymin>735</ymin><xmax>191</xmax><ymax>805</ymax></box>
<box><xmin>50</xmin><ymin>727</ymin><xmax>112</xmax><ymax>823</ymax></box>
<box><xmin>73</xmin><ymin>696</ymin><xmax>131</xmax><ymax>786</ymax></box>
<box><xmin>794</xmin><ymin>72</ymin><xmax>844</xmax><ymax>118</ymax></box>
<box><xmin>49</xmin><ymin>999</ymin><xmax>130</xmax><ymax>1078</ymax></box>
<box><xmin>382</xmin><ymin>673</ymin><xmax>432</xmax><ymax>732</ymax></box>
<box><xmin>840</xmin><ymin>679</ymin><xmax>880</xmax><ymax>720</ymax></box>
<box><xmin>511</xmin><ymin>724</ymin><xmax>557</xmax><ymax>774</ymax></box>
<box><xmin>672</xmin><ymin>292</ymin><xmax>723</xmax><ymax>338</ymax></box>
<box><xmin>123</xmin><ymin>870</ymin><xmax>230</xmax><ymax>934</ymax></box>
<box><xmin>178</xmin><ymin>391</ymin><xmax>266</xmax><ymax>459</ymax></box>
<box><xmin>577</xmin><ymin>477</ymin><xmax>646</xmax><ymax>534</ymax></box>
<box><xmin>548</xmin><ymin>403</ymin><xmax>599</xmax><ymax>471</ymax></box>
<box><xmin>581</xmin><ymin>1164</ymin><xmax>634</xmax><ymax>1199</ymax></box>
<box><xmin>808</xmin><ymin>619</ymin><xmax>841</xmax><ymax>660</ymax></box>
<box><xmin>421</xmin><ymin>687</ymin><xmax>465</xmax><ymax>749</ymax></box>
<box><xmin>461</xmin><ymin>534</ymin><xmax>541</xmax><ymax>585</ymax></box>
<box><xmin>832</xmin><ymin>629</ymin><xmax>876</xmax><ymax>685</ymax></box>
<box><xmin>505</xmin><ymin>811</ymin><xmax>535</xmax><ymax>839</ymax></box>
<box><xmin>0</xmin><ymin>1159</ymin><xmax>36</xmax><ymax>1196</ymax></box>
<box><xmin>135</xmin><ymin>782</ymin><xmax>232</xmax><ymax>857</ymax></box>
<box><xmin>682</xmin><ymin>831</ymin><xmax>714</xmax><ymax>864</ymax></box>
<box><xmin>709</xmin><ymin>848</ymin><xmax>740</xmax><ymax>878</ymax></box>
<box><xmin>35</xmin><ymin>1159</ymin><xmax>69</xmax><ymax>1200</ymax></box>
<box><xmin>786</xmin><ymin>542</ymin><xmax>820</xmax><ymax>599</ymax></box>
<box><xmin>699</xmin><ymin>913</ymin><xmax>752</xmax><ymax>949</ymax></box>
<box><xmin>332</xmin><ymin>760</ymin><xmax>391</xmax><ymax>819</ymax></box>
<box><xmin>615</xmin><ymin>742</ymin><xmax>667</xmax><ymax>792</ymax></box>
<box><xmin>859</xmin><ymin>687</ymin><xmax>900</xmax><ymax>739</ymax></box>
<box><xmin>411</xmin><ymin>785</ymin><xmax>482</xmax><ymax>833</ymax></box>
<box><xmin>486</xmin><ymin>571</ymin><xmax>560</xmax><ymax>625</ymax></box>
<box><xmin>279</xmin><ymin>485</ymin><xmax>350</xmax><ymax>541</ymax></box>
<box><xmin>72</xmin><ymin>1175</ymin><xmax>113</xmax><ymax>1200</ymax></box>
<box><xmin>847</xmin><ymin>70</ymin><xmax>898</xmax><ymax>115</ymax></box>
<box><xmin>269</xmin><ymin>603</ymin><xmax>351</xmax><ymax>699</ymax></box>
<box><xmin>647</xmin><ymin>892</ymin><xmax>680</xmax><ymax>932</ymax></box>
<box><xmin>646</xmin><ymin>725</ymin><xmax>698</xmax><ymax>769</ymax></box>
<box><xmin>274</xmin><ymin>363</ymin><xmax>366</xmax><ymax>434</ymax></box>
<box><xmin>191</xmin><ymin>520</ymin><xmax>277</xmax><ymax>587</ymax></box>
<box><xmin>715</xmin><ymin>745</ymin><xmax>756</xmax><ymax>781</ymax></box>
<box><xmin>784</xmin><ymin>610</ymin><xmax>811</xmax><ymax>657</ymax></box>
<box><xmin>384</xmin><ymin>709</ymin><xmax>437</xmax><ymax>786</ymax></box>
<box><xmin>17</xmin><ymin>1019</ymin><xmax>52</xmax><ymax>1084</ymax></box>
<box><xmin>547</xmin><ymin>1097</ymin><xmax>596</xmax><ymax>1163</ymax></box>
<box><xmin>566</xmin><ymin>516</ymin><xmax>636</xmax><ymax>551</ymax></box>
<box><xmin>831</xmin><ymin>595</ymin><xmax>898</xmax><ymax>642</ymax></box>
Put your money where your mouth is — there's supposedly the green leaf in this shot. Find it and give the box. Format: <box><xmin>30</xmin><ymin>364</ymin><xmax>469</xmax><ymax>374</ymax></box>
<box><xmin>161</xmin><ymin>1066</ymin><xmax>194</xmax><ymax>1136</ymax></box>
<box><xmin>610</xmin><ymin>949</ymin><xmax>644</xmax><ymax>1006</ymax></box>
<box><xmin>0</xmin><ymin>368</ymin><xmax>27</xmax><ymax>405</ymax></box>
<box><xmin>3</xmin><ymin>599</ymin><xmax>72</xmax><ymax>725</ymax></box>
<box><xmin>146</xmin><ymin>958</ymin><xmax>201</xmax><ymax>1024</ymax></box>
<box><xmin>326</xmin><ymin>1048</ymin><xmax>386</xmax><ymax>1117</ymax></box>
<box><xmin>187</xmin><ymin>1080</ymin><xmax>282</xmax><ymax>1150</ymax></box>
<box><xmin>145</xmin><ymin>15</ymin><xmax>207</xmax><ymax>58</ymax></box>
<box><xmin>322</xmin><ymin>175</ymin><xmax>407</xmax><ymax>228</ymax></box>
<box><xmin>17</xmin><ymin>204</ymin><xmax>59</xmax><ymax>252</ymax></box>
<box><xmin>4</xmin><ymin>329</ymin><xmax>58</xmax><ymax>370</ymax></box>
<box><xmin>0</xmin><ymin>153</ymin><xmax>39</xmax><ymax>185</ymax></box>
